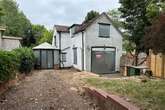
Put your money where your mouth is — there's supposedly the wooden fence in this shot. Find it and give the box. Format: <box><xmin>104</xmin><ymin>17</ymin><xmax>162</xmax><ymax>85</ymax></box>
<box><xmin>150</xmin><ymin>51</ymin><xmax>165</xmax><ymax>78</ymax></box>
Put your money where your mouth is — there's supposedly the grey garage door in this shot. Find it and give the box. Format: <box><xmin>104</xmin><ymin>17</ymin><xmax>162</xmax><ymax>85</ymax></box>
<box><xmin>91</xmin><ymin>47</ymin><xmax>116</xmax><ymax>74</ymax></box>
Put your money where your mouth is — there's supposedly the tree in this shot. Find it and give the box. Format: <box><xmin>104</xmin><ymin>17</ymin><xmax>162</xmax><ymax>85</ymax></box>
<box><xmin>0</xmin><ymin>0</ymin><xmax>31</xmax><ymax>37</ymax></box>
<box><xmin>108</xmin><ymin>9</ymin><xmax>134</xmax><ymax>52</ymax></box>
<box><xmin>0</xmin><ymin>7</ymin><xmax>4</xmax><ymax>24</ymax></box>
<box><xmin>119</xmin><ymin>0</ymin><xmax>151</xmax><ymax>65</ymax></box>
<box><xmin>84</xmin><ymin>10</ymin><xmax>99</xmax><ymax>23</ymax></box>
<box><xmin>146</xmin><ymin>0</ymin><xmax>165</xmax><ymax>22</ymax></box>
<box><xmin>144</xmin><ymin>13</ymin><xmax>165</xmax><ymax>54</ymax></box>
<box><xmin>38</xmin><ymin>30</ymin><xmax>53</xmax><ymax>44</ymax></box>
<box><xmin>22</xmin><ymin>24</ymin><xmax>53</xmax><ymax>47</ymax></box>
<box><xmin>108</xmin><ymin>9</ymin><xmax>123</xmax><ymax>29</ymax></box>
<box><xmin>31</xmin><ymin>24</ymin><xmax>46</xmax><ymax>44</ymax></box>
<box><xmin>22</xmin><ymin>28</ymin><xmax>36</xmax><ymax>47</ymax></box>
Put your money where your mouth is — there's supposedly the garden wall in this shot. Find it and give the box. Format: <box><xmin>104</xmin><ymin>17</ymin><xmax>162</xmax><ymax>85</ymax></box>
<box><xmin>84</xmin><ymin>87</ymin><xmax>139</xmax><ymax>110</ymax></box>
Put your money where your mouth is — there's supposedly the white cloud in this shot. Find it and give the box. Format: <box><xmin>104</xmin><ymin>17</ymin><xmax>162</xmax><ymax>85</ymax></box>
<box><xmin>17</xmin><ymin>0</ymin><xmax>120</xmax><ymax>29</ymax></box>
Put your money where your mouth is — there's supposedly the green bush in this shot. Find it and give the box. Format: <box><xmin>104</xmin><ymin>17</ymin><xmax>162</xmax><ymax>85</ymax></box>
<box><xmin>0</xmin><ymin>50</ymin><xmax>17</xmax><ymax>83</ymax></box>
<box><xmin>13</xmin><ymin>47</ymin><xmax>35</xmax><ymax>74</ymax></box>
<box><xmin>0</xmin><ymin>48</ymin><xmax>35</xmax><ymax>83</ymax></box>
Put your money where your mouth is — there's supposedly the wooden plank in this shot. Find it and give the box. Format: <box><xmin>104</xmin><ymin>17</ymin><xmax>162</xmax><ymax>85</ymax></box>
<box><xmin>150</xmin><ymin>53</ymin><xmax>156</xmax><ymax>76</ymax></box>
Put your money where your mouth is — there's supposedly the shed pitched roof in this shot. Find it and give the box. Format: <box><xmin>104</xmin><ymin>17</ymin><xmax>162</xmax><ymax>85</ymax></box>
<box><xmin>54</xmin><ymin>25</ymin><xmax>69</xmax><ymax>33</ymax></box>
<box><xmin>33</xmin><ymin>42</ymin><xmax>58</xmax><ymax>50</ymax></box>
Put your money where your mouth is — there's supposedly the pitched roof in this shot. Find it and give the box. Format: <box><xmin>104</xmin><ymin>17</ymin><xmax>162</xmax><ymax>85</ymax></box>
<box><xmin>74</xmin><ymin>14</ymin><xmax>100</xmax><ymax>34</ymax></box>
<box><xmin>54</xmin><ymin>25</ymin><xmax>69</xmax><ymax>33</ymax></box>
<box><xmin>33</xmin><ymin>42</ymin><xmax>58</xmax><ymax>50</ymax></box>
<box><xmin>74</xmin><ymin>12</ymin><xmax>123</xmax><ymax>36</ymax></box>
<box><xmin>69</xmin><ymin>24</ymin><xmax>81</xmax><ymax>29</ymax></box>
<box><xmin>54</xmin><ymin>12</ymin><xmax>123</xmax><ymax>36</ymax></box>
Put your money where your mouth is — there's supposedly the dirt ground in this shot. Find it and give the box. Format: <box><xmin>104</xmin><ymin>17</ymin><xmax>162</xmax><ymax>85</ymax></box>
<box><xmin>0</xmin><ymin>69</ymin><xmax>97</xmax><ymax>110</ymax></box>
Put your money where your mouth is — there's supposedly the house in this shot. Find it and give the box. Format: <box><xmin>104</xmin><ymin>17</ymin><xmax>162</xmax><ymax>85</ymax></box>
<box><xmin>0</xmin><ymin>27</ymin><xmax>22</xmax><ymax>51</ymax></box>
<box><xmin>52</xmin><ymin>12</ymin><xmax>123</xmax><ymax>74</ymax></box>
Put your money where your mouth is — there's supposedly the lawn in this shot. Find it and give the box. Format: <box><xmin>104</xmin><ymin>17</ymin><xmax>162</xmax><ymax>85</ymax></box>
<box><xmin>84</xmin><ymin>77</ymin><xmax>165</xmax><ymax>110</ymax></box>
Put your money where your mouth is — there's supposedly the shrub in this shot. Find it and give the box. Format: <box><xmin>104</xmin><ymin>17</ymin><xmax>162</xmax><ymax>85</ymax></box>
<box><xmin>13</xmin><ymin>47</ymin><xmax>35</xmax><ymax>74</ymax></box>
<box><xmin>0</xmin><ymin>50</ymin><xmax>17</xmax><ymax>83</ymax></box>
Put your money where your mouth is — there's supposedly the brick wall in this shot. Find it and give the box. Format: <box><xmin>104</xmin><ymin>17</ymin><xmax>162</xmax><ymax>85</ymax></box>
<box><xmin>84</xmin><ymin>87</ymin><xmax>140</xmax><ymax>110</ymax></box>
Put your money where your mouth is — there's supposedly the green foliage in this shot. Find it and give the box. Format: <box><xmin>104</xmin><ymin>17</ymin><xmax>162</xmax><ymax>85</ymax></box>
<box><xmin>22</xmin><ymin>28</ymin><xmax>36</xmax><ymax>47</ymax></box>
<box><xmin>108</xmin><ymin>9</ymin><xmax>123</xmax><ymax>29</ymax></box>
<box><xmin>144</xmin><ymin>13</ymin><xmax>165</xmax><ymax>54</ymax></box>
<box><xmin>146</xmin><ymin>0</ymin><xmax>165</xmax><ymax>22</ymax></box>
<box><xmin>0</xmin><ymin>48</ymin><xmax>35</xmax><ymax>83</ymax></box>
<box><xmin>119</xmin><ymin>0</ymin><xmax>151</xmax><ymax>53</ymax></box>
<box><xmin>32</xmin><ymin>24</ymin><xmax>46</xmax><ymax>44</ymax></box>
<box><xmin>84</xmin><ymin>10</ymin><xmax>99</xmax><ymax>23</ymax></box>
<box><xmin>22</xmin><ymin>24</ymin><xmax>53</xmax><ymax>47</ymax></box>
<box><xmin>123</xmin><ymin>40</ymin><xmax>136</xmax><ymax>52</ymax></box>
<box><xmin>0</xmin><ymin>7</ymin><xmax>4</xmax><ymax>24</ymax></box>
<box><xmin>0</xmin><ymin>50</ymin><xmax>17</xmax><ymax>83</ymax></box>
<box><xmin>38</xmin><ymin>30</ymin><xmax>53</xmax><ymax>44</ymax></box>
<box><xmin>13</xmin><ymin>48</ymin><xmax>35</xmax><ymax>74</ymax></box>
<box><xmin>0</xmin><ymin>0</ymin><xmax>31</xmax><ymax>37</ymax></box>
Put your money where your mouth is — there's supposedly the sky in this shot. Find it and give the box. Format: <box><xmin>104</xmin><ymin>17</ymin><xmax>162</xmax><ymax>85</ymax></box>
<box><xmin>17</xmin><ymin>0</ymin><xmax>120</xmax><ymax>29</ymax></box>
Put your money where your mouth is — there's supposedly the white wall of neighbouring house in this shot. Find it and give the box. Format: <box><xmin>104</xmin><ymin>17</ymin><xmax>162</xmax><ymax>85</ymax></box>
<box><xmin>84</xmin><ymin>14</ymin><xmax>123</xmax><ymax>72</ymax></box>
<box><xmin>52</xmin><ymin>28</ymin><xmax>72</xmax><ymax>67</ymax></box>
<box><xmin>60</xmin><ymin>32</ymin><xmax>72</xmax><ymax>67</ymax></box>
<box><xmin>52</xmin><ymin>29</ymin><xmax>60</xmax><ymax>49</ymax></box>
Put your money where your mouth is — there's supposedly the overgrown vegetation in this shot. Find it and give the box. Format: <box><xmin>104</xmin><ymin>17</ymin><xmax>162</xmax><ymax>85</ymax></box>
<box><xmin>13</xmin><ymin>48</ymin><xmax>35</xmax><ymax>74</ymax></box>
<box><xmin>0</xmin><ymin>48</ymin><xmax>35</xmax><ymax>83</ymax></box>
<box><xmin>84</xmin><ymin>10</ymin><xmax>99</xmax><ymax>23</ymax></box>
<box><xmin>0</xmin><ymin>50</ymin><xmax>17</xmax><ymax>83</ymax></box>
<box><xmin>85</xmin><ymin>78</ymin><xmax>165</xmax><ymax>110</ymax></box>
<box><xmin>118</xmin><ymin>0</ymin><xmax>165</xmax><ymax>64</ymax></box>
<box><xmin>144</xmin><ymin>13</ymin><xmax>165</xmax><ymax>54</ymax></box>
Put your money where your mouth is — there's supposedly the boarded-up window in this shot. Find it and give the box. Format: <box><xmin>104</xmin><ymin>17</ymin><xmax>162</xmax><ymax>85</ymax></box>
<box><xmin>99</xmin><ymin>23</ymin><xmax>110</xmax><ymax>38</ymax></box>
<box><xmin>73</xmin><ymin>48</ymin><xmax>77</xmax><ymax>64</ymax></box>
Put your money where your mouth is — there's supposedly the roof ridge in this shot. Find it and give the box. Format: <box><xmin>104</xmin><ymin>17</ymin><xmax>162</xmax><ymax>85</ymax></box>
<box><xmin>54</xmin><ymin>25</ymin><xmax>69</xmax><ymax>27</ymax></box>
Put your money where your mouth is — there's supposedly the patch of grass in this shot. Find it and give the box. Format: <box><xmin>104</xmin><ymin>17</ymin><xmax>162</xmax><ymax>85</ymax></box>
<box><xmin>84</xmin><ymin>78</ymin><xmax>165</xmax><ymax>110</ymax></box>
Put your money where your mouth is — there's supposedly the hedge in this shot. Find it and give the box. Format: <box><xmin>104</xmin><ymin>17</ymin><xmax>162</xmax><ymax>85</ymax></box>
<box><xmin>13</xmin><ymin>47</ymin><xmax>35</xmax><ymax>74</ymax></box>
<box><xmin>0</xmin><ymin>48</ymin><xmax>35</xmax><ymax>83</ymax></box>
<box><xmin>0</xmin><ymin>50</ymin><xmax>17</xmax><ymax>83</ymax></box>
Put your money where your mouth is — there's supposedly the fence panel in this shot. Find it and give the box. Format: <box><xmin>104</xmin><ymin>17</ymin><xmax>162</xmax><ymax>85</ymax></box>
<box><xmin>150</xmin><ymin>52</ymin><xmax>165</xmax><ymax>78</ymax></box>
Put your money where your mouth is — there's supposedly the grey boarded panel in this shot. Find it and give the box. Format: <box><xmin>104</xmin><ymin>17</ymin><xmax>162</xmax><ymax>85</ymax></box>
<box><xmin>91</xmin><ymin>48</ymin><xmax>116</xmax><ymax>74</ymax></box>
<box><xmin>41</xmin><ymin>50</ymin><xmax>47</xmax><ymax>69</ymax></box>
<box><xmin>47</xmin><ymin>50</ymin><xmax>53</xmax><ymax>68</ymax></box>
<box><xmin>54</xmin><ymin>50</ymin><xmax>59</xmax><ymax>64</ymax></box>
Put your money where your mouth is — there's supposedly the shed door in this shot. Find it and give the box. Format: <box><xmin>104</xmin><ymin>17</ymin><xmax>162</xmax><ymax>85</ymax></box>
<box><xmin>47</xmin><ymin>50</ymin><xmax>53</xmax><ymax>69</ymax></box>
<box><xmin>41</xmin><ymin>50</ymin><xmax>47</xmax><ymax>69</ymax></box>
<box><xmin>41</xmin><ymin>50</ymin><xmax>54</xmax><ymax>69</ymax></box>
<box><xmin>91</xmin><ymin>47</ymin><xmax>116</xmax><ymax>74</ymax></box>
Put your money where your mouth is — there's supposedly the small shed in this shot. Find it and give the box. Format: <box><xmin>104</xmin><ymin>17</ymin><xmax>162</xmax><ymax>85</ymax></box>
<box><xmin>33</xmin><ymin>42</ymin><xmax>59</xmax><ymax>69</ymax></box>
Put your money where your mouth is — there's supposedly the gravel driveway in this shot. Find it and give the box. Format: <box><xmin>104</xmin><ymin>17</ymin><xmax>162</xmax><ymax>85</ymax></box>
<box><xmin>0</xmin><ymin>70</ymin><xmax>94</xmax><ymax>110</ymax></box>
